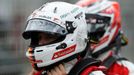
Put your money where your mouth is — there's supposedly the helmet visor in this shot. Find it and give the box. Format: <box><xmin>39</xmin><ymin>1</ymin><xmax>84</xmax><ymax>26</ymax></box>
<box><xmin>86</xmin><ymin>14</ymin><xmax>111</xmax><ymax>33</ymax></box>
<box><xmin>23</xmin><ymin>19</ymin><xmax>68</xmax><ymax>39</ymax></box>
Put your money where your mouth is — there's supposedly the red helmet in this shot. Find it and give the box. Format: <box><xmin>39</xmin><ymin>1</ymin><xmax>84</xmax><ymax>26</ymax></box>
<box><xmin>76</xmin><ymin>0</ymin><xmax>128</xmax><ymax>58</ymax></box>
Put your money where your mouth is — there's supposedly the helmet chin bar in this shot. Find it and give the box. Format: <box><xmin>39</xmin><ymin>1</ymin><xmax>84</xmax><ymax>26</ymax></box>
<box><xmin>33</xmin><ymin>51</ymin><xmax>84</xmax><ymax>71</ymax></box>
<box><xmin>29</xmin><ymin>43</ymin><xmax>89</xmax><ymax>71</ymax></box>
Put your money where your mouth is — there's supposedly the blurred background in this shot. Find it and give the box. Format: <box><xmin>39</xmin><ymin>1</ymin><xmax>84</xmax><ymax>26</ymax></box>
<box><xmin>0</xmin><ymin>0</ymin><xmax>133</xmax><ymax>75</ymax></box>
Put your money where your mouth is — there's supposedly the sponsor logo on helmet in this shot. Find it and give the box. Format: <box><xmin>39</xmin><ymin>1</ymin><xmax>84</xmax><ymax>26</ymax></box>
<box><xmin>52</xmin><ymin>44</ymin><xmax>76</xmax><ymax>60</ymax></box>
<box><xmin>39</xmin><ymin>15</ymin><xmax>52</xmax><ymax>19</ymax></box>
<box><xmin>53</xmin><ymin>17</ymin><xmax>64</xmax><ymax>25</ymax></box>
<box><xmin>60</xmin><ymin>13</ymin><xmax>70</xmax><ymax>19</ymax></box>
<box><xmin>60</xmin><ymin>7</ymin><xmax>79</xmax><ymax>19</ymax></box>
